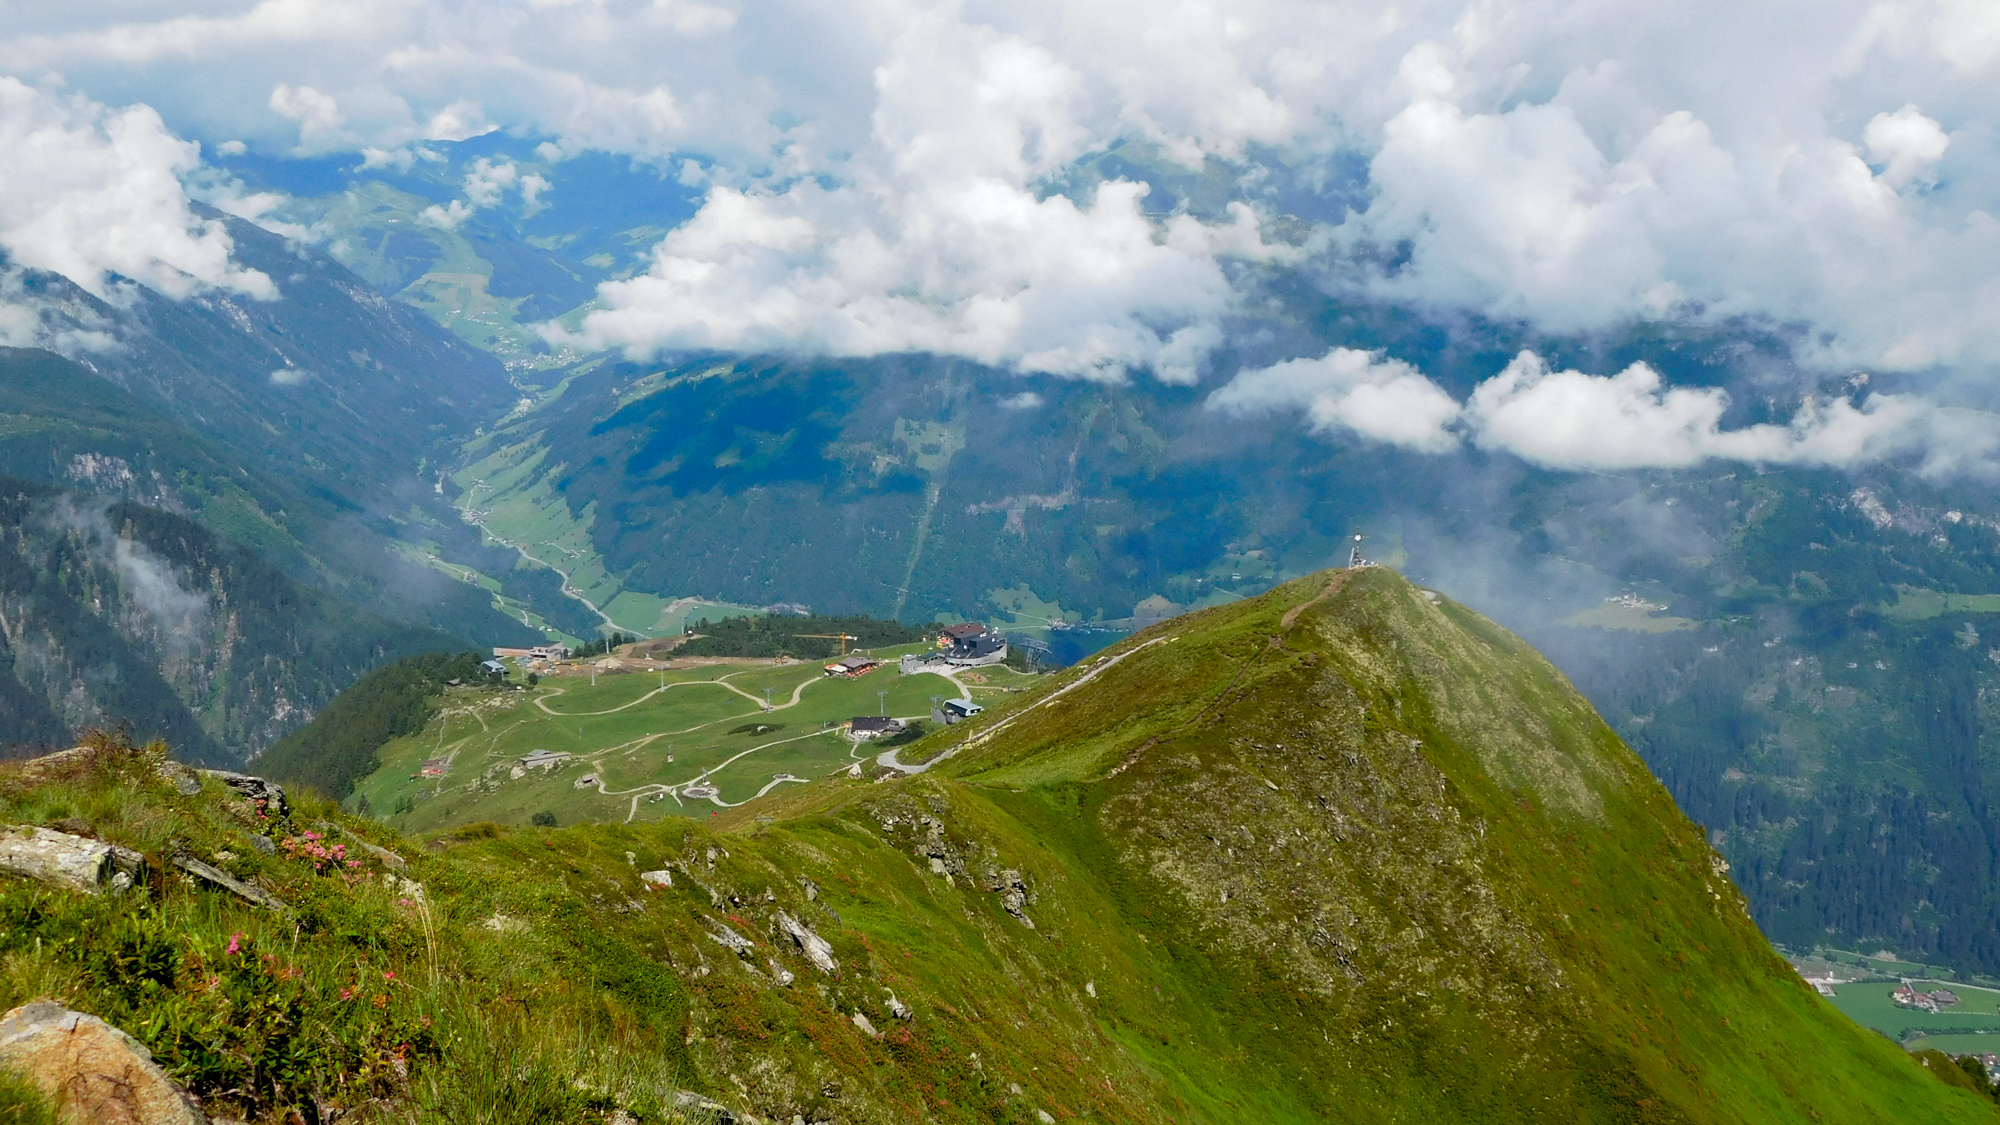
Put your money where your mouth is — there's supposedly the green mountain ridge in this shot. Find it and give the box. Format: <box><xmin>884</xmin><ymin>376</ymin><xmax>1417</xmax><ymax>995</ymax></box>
<box><xmin>117</xmin><ymin>566</ymin><xmax>1975</xmax><ymax>1122</ymax></box>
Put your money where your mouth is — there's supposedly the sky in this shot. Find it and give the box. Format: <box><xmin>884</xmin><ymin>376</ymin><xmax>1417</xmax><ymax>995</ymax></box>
<box><xmin>4</xmin><ymin>0</ymin><xmax>2000</xmax><ymax>471</ymax></box>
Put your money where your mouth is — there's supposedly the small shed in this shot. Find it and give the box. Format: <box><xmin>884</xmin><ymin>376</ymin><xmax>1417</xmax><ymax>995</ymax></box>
<box><xmin>941</xmin><ymin>699</ymin><xmax>983</xmax><ymax>721</ymax></box>
<box><xmin>849</xmin><ymin>716</ymin><xmax>906</xmax><ymax>739</ymax></box>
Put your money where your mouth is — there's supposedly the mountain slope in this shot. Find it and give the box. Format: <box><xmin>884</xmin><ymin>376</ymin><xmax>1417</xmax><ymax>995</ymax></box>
<box><xmin>35</xmin><ymin>565</ymin><xmax>1986</xmax><ymax>1122</ymax></box>
<box><xmin>0</xmin><ymin>477</ymin><xmax>457</xmax><ymax>763</ymax></box>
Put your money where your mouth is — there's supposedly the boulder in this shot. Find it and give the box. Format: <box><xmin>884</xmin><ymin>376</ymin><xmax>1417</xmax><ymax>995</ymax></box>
<box><xmin>705</xmin><ymin>920</ymin><xmax>754</xmax><ymax>955</ymax></box>
<box><xmin>775</xmin><ymin>911</ymin><xmax>838</xmax><ymax>973</ymax></box>
<box><xmin>154</xmin><ymin>760</ymin><xmax>202</xmax><ymax>797</ymax></box>
<box><xmin>0</xmin><ymin>826</ymin><xmax>145</xmax><ymax>895</ymax></box>
<box><xmin>0</xmin><ymin>1001</ymin><xmax>207</xmax><ymax>1125</ymax></box>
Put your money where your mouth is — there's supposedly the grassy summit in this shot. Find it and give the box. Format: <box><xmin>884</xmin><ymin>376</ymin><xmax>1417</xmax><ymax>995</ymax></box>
<box><xmin>0</xmin><ymin>568</ymin><xmax>1990</xmax><ymax>1122</ymax></box>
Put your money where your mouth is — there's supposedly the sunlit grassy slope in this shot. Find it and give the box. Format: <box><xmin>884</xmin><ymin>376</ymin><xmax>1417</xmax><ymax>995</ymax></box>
<box><xmin>9</xmin><ymin>568</ymin><xmax>1990</xmax><ymax>1123</ymax></box>
<box><xmin>349</xmin><ymin>650</ymin><xmax>1042</xmax><ymax>832</ymax></box>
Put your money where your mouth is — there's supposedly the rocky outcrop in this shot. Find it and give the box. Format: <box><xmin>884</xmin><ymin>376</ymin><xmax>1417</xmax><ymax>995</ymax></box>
<box><xmin>775</xmin><ymin>911</ymin><xmax>837</xmax><ymax>973</ymax></box>
<box><xmin>0</xmin><ymin>826</ymin><xmax>145</xmax><ymax>895</ymax></box>
<box><xmin>0</xmin><ymin>1001</ymin><xmax>207</xmax><ymax>1125</ymax></box>
<box><xmin>199</xmin><ymin>770</ymin><xmax>289</xmax><ymax>820</ymax></box>
<box><xmin>985</xmin><ymin>867</ymin><xmax>1034</xmax><ymax>928</ymax></box>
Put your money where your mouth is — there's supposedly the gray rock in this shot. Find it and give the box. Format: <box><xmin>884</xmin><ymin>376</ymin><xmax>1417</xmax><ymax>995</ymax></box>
<box><xmin>885</xmin><ymin>991</ymin><xmax>912</xmax><ymax>1020</ymax></box>
<box><xmin>199</xmin><ymin>770</ymin><xmax>288</xmax><ymax>820</ymax></box>
<box><xmin>768</xmin><ymin>959</ymin><xmax>796</xmax><ymax>987</ymax></box>
<box><xmin>671</xmin><ymin>1090</ymin><xmax>735</xmax><ymax>1124</ymax></box>
<box><xmin>850</xmin><ymin>1011</ymin><xmax>879</xmax><ymax>1037</ymax></box>
<box><xmin>0</xmin><ymin>1002</ymin><xmax>207</xmax><ymax>1124</ymax></box>
<box><xmin>705</xmin><ymin>919</ymin><xmax>754</xmax><ymax>955</ymax></box>
<box><xmin>246</xmin><ymin>834</ymin><xmax>276</xmax><ymax>855</ymax></box>
<box><xmin>776</xmin><ymin>911</ymin><xmax>838</xmax><ymax>973</ymax></box>
<box><xmin>172</xmin><ymin>853</ymin><xmax>288</xmax><ymax>914</ymax></box>
<box><xmin>0</xmin><ymin>825</ymin><xmax>145</xmax><ymax>895</ymax></box>
<box><xmin>640</xmin><ymin>869</ymin><xmax>673</xmax><ymax>889</ymax></box>
<box><xmin>996</xmin><ymin>869</ymin><xmax>1035</xmax><ymax>928</ymax></box>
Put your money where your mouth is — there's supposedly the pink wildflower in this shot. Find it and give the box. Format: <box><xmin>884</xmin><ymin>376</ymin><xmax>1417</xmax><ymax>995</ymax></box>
<box><xmin>225</xmin><ymin>933</ymin><xmax>242</xmax><ymax>955</ymax></box>
<box><xmin>339</xmin><ymin>987</ymin><xmax>353</xmax><ymax>1001</ymax></box>
<box><xmin>383</xmin><ymin>970</ymin><xmax>396</xmax><ymax>981</ymax></box>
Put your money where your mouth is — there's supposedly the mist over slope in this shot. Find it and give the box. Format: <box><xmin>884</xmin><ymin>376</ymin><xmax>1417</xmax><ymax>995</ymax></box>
<box><xmin>0</xmin><ymin>476</ymin><xmax>456</xmax><ymax>764</ymax></box>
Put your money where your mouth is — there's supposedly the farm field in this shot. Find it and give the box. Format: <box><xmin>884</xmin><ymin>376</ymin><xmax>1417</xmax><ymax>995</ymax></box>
<box><xmin>1826</xmin><ymin>981</ymin><xmax>2000</xmax><ymax>1040</ymax></box>
<box><xmin>1906</xmin><ymin>1033</ymin><xmax>2000</xmax><ymax>1056</ymax></box>
<box><xmin>348</xmin><ymin>648</ymin><xmax>1042</xmax><ymax>833</ymax></box>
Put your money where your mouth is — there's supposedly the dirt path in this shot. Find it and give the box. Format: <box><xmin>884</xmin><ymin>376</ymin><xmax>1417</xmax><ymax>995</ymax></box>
<box><xmin>534</xmin><ymin>667</ymin><xmax>823</xmax><ymax>717</ymax></box>
<box><xmin>1280</xmin><ymin>569</ymin><xmax>1355</xmax><ymax>629</ymax></box>
<box><xmin>882</xmin><ymin>635</ymin><xmax>1177</xmax><ymax>774</ymax></box>
<box><xmin>588</xmin><ymin>729</ymin><xmax>843</xmax><ymax>818</ymax></box>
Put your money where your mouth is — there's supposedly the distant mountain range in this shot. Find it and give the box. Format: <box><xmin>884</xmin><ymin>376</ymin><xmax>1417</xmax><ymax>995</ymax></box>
<box><xmin>6</xmin><ymin>135</ymin><xmax>2000</xmax><ymax>979</ymax></box>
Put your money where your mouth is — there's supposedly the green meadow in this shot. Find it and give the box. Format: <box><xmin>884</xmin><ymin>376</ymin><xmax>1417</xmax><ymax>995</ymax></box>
<box><xmin>1827</xmin><ymin>981</ymin><xmax>2000</xmax><ymax>1040</ymax></box>
<box><xmin>350</xmin><ymin>649</ymin><xmax>1042</xmax><ymax>833</ymax></box>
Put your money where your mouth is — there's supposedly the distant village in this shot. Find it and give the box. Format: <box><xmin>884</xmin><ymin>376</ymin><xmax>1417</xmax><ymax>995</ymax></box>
<box><xmin>1893</xmin><ymin>984</ymin><xmax>1963</xmax><ymax>1013</ymax></box>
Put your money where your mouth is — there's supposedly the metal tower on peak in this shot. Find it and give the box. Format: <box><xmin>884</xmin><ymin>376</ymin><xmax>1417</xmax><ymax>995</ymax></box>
<box><xmin>1348</xmin><ymin>534</ymin><xmax>1366</xmax><ymax>569</ymax></box>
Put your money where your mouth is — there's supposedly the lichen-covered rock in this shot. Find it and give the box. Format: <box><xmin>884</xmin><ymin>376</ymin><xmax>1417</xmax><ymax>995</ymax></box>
<box><xmin>0</xmin><ymin>826</ymin><xmax>145</xmax><ymax>895</ymax></box>
<box><xmin>0</xmin><ymin>1001</ymin><xmax>207</xmax><ymax>1125</ymax></box>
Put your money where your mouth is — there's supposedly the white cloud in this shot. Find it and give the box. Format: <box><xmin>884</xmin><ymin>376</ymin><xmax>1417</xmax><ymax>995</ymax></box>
<box><xmin>268</xmin><ymin>83</ymin><xmax>349</xmax><ymax>153</ymax></box>
<box><xmin>563</xmin><ymin>15</ymin><xmax>1298</xmax><ymax>381</ymax></box>
<box><xmin>421</xmin><ymin>157</ymin><xmax>554</xmax><ymax>228</ymax></box>
<box><xmin>1208</xmin><ymin>348</ymin><xmax>1462</xmax><ymax>452</ymax></box>
<box><xmin>13</xmin><ymin>0</ymin><xmax>2000</xmax><ymax>388</ymax></box>
<box><xmin>1212</xmin><ymin>347</ymin><xmax>1997</xmax><ymax>473</ymax></box>
<box><xmin>0</xmin><ymin>78</ymin><xmax>273</xmax><ymax>302</ymax></box>
<box><xmin>420</xmin><ymin>199</ymin><xmax>474</xmax><ymax>229</ymax></box>
<box><xmin>424</xmin><ymin>99</ymin><xmax>494</xmax><ymax>143</ymax></box>
<box><xmin>1864</xmin><ymin>105</ymin><xmax>1950</xmax><ymax>189</ymax></box>
<box><xmin>1463</xmin><ymin>352</ymin><xmax>1939</xmax><ymax>470</ymax></box>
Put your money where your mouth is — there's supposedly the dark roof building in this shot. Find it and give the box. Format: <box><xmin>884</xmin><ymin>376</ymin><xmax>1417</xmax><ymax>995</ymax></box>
<box><xmin>849</xmin><ymin>716</ymin><xmax>906</xmax><ymax>737</ymax></box>
<box><xmin>941</xmin><ymin>622</ymin><xmax>989</xmax><ymax>641</ymax></box>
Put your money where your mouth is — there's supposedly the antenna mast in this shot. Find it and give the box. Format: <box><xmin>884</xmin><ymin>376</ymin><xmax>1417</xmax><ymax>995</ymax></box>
<box><xmin>1348</xmin><ymin>534</ymin><xmax>1366</xmax><ymax>569</ymax></box>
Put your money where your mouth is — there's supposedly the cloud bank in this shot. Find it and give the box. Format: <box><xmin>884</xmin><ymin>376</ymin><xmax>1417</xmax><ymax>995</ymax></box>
<box><xmin>1213</xmin><ymin>348</ymin><xmax>1996</xmax><ymax>474</ymax></box>
<box><xmin>12</xmin><ymin>1</ymin><xmax>2000</xmax><ymax>390</ymax></box>
<box><xmin>0</xmin><ymin>78</ymin><xmax>272</xmax><ymax>301</ymax></box>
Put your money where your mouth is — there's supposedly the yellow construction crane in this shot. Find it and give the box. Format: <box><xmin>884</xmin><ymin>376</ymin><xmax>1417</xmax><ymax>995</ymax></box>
<box><xmin>793</xmin><ymin>633</ymin><xmax>859</xmax><ymax>660</ymax></box>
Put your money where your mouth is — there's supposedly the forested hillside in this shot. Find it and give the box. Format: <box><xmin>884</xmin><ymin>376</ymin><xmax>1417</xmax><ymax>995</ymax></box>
<box><xmin>257</xmin><ymin>650</ymin><xmax>491</xmax><ymax>801</ymax></box>
<box><xmin>679</xmin><ymin>613</ymin><xmax>929</xmax><ymax>657</ymax></box>
<box><xmin>0</xmin><ymin>477</ymin><xmax>454</xmax><ymax>764</ymax></box>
